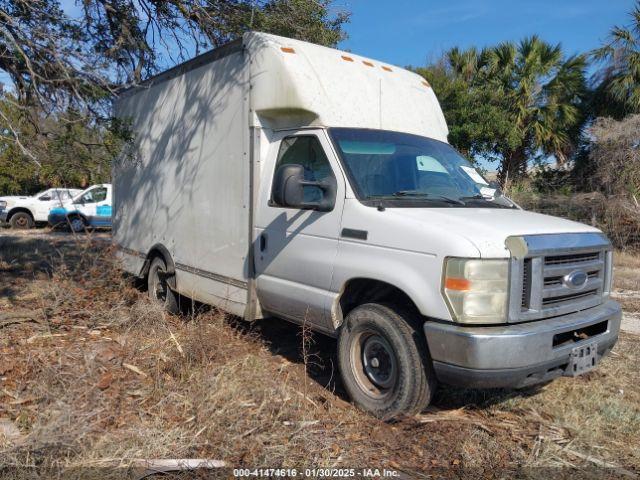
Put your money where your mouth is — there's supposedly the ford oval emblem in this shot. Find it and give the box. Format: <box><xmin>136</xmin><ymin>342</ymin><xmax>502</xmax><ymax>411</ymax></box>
<box><xmin>563</xmin><ymin>270</ymin><xmax>588</xmax><ymax>290</ymax></box>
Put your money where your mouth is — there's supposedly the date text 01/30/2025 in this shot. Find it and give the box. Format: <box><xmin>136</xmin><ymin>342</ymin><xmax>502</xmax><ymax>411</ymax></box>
<box><xmin>233</xmin><ymin>468</ymin><xmax>401</xmax><ymax>477</ymax></box>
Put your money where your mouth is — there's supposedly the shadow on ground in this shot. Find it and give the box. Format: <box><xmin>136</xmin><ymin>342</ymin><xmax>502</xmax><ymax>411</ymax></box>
<box><xmin>1</xmin><ymin>229</ymin><xmax>545</xmax><ymax>414</ymax></box>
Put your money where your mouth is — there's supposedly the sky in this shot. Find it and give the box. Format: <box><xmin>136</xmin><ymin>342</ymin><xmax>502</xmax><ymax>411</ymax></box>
<box><xmin>334</xmin><ymin>0</ymin><xmax>635</xmax><ymax>170</ymax></box>
<box><xmin>1</xmin><ymin>0</ymin><xmax>635</xmax><ymax>168</ymax></box>
<box><xmin>2</xmin><ymin>0</ymin><xmax>633</xmax><ymax>86</ymax></box>
<box><xmin>337</xmin><ymin>0</ymin><xmax>634</xmax><ymax>70</ymax></box>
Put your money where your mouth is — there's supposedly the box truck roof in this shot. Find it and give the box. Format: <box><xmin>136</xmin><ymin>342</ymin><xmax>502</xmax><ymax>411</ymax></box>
<box><xmin>117</xmin><ymin>32</ymin><xmax>449</xmax><ymax>142</ymax></box>
<box><xmin>245</xmin><ymin>33</ymin><xmax>449</xmax><ymax>141</ymax></box>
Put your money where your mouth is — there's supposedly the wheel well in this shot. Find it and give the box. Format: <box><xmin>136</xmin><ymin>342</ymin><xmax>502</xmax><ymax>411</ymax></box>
<box><xmin>336</xmin><ymin>278</ymin><xmax>422</xmax><ymax>327</ymax></box>
<box><xmin>66</xmin><ymin>212</ymin><xmax>87</xmax><ymax>221</ymax></box>
<box><xmin>7</xmin><ymin>207</ymin><xmax>34</xmax><ymax>221</ymax></box>
<box><xmin>142</xmin><ymin>243</ymin><xmax>176</xmax><ymax>288</ymax></box>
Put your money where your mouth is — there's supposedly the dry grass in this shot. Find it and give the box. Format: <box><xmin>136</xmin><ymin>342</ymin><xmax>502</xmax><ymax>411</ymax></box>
<box><xmin>1</xmin><ymin>231</ymin><xmax>640</xmax><ymax>478</ymax></box>
<box><xmin>613</xmin><ymin>251</ymin><xmax>640</xmax><ymax>311</ymax></box>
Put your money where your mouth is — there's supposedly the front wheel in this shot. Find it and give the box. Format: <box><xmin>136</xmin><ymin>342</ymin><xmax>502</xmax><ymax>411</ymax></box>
<box><xmin>9</xmin><ymin>212</ymin><xmax>34</xmax><ymax>229</ymax></box>
<box><xmin>147</xmin><ymin>256</ymin><xmax>180</xmax><ymax>314</ymax></box>
<box><xmin>337</xmin><ymin>303</ymin><xmax>437</xmax><ymax>419</ymax></box>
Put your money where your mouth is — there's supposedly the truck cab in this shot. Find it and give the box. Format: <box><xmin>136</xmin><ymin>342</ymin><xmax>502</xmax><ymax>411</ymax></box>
<box><xmin>48</xmin><ymin>184</ymin><xmax>113</xmax><ymax>232</ymax></box>
<box><xmin>0</xmin><ymin>188</ymin><xmax>81</xmax><ymax>229</ymax></box>
<box><xmin>114</xmin><ymin>32</ymin><xmax>621</xmax><ymax>420</ymax></box>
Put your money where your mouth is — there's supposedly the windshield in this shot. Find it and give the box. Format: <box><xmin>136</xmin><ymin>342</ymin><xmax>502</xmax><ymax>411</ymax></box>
<box><xmin>329</xmin><ymin>128</ymin><xmax>515</xmax><ymax>208</ymax></box>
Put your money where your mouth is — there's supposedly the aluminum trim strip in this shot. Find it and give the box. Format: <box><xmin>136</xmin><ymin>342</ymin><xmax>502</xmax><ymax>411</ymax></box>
<box><xmin>175</xmin><ymin>263</ymin><xmax>248</xmax><ymax>290</ymax></box>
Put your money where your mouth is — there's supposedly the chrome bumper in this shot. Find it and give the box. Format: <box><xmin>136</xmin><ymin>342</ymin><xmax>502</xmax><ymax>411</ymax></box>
<box><xmin>0</xmin><ymin>208</ymin><xmax>7</xmax><ymax>223</ymax></box>
<box><xmin>424</xmin><ymin>300</ymin><xmax>621</xmax><ymax>388</ymax></box>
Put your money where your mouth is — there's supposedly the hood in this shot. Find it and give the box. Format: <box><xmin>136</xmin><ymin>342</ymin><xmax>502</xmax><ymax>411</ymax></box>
<box><xmin>0</xmin><ymin>195</ymin><xmax>31</xmax><ymax>207</ymax></box>
<box><xmin>0</xmin><ymin>195</ymin><xmax>31</xmax><ymax>201</ymax></box>
<box><xmin>385</xmin><ymin>207</ymin><xmax>601</xmax><ymax>257</ymax></box>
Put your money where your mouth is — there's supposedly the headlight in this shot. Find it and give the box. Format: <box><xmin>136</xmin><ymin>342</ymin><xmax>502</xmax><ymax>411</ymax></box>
<box><xmin>443</xmin><ymin>258</ymin><xmax>509</xmax><ymax>324</ymax></box>
<box><xmin>0</xmin><ymin>200</ymin><xmax>6</xmax><ymax>209</ymax></box>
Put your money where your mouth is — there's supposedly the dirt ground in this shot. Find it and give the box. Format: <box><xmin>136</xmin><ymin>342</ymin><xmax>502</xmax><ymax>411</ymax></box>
<box><xmin>1</xmin><ymin>229</ymin><xmax>639</xmax><ymax>479</ymax></box>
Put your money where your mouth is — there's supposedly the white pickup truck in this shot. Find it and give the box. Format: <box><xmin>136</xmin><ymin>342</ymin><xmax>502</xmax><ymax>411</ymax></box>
<box><xmin>0</xmin><ymin>188</ymin><xmax>81</xmax><ymax>229</ymax></box>
<box><xmin>48</xmin><ymin>184</ymin><xmax>113</xmax><ymax>232</ymax></box>
<box><xmin>114</xmin><ymin>33</ymin><xmax>621</xmax><ymax>419</ymax></box>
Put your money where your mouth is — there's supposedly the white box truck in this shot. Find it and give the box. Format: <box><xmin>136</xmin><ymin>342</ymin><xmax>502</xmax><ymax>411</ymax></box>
<box><xmin>114</xmin><ymin>32</ymin><xmax>621</xmax><ymax>419</ymax></box>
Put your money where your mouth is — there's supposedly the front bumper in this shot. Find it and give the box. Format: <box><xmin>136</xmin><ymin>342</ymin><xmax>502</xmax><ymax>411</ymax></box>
<box><xmin>424</xmin><ymin>300</ymin><xmax>622</xmax><ymax>389</ymax></box>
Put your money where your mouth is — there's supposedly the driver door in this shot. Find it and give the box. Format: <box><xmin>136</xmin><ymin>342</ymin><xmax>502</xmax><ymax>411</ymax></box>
<box><xmin>76</xmin><ymin>186</ymin><xmax>108</xmax><ymax>225</ymax></box>
<box><xmin>34</xmin><ymin>189</ymin><xmax>58</xmax><ymax>220</ymax></box>
<box><xmin>253</xmin><ymin>129</ymin><xmax>345</xmax><ymax>331</ymax></box>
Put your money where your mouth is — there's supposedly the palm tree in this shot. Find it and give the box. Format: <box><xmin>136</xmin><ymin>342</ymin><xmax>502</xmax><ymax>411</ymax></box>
<box><xmin>591</xmin><ymin>1</ymin><xmax>640</xmax><ymax>118</ymax></box>
<box><xmin>440</xmin><ymin>37</ymin><xmax>587</xmax><ymax>183</ymax></box>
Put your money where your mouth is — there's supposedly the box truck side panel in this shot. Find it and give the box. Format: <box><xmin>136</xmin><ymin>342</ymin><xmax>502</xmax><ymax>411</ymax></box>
<box><xmin>114</xmin><ymin>48</ymin><xmax>250</xmax><ymax>315</ymax></box>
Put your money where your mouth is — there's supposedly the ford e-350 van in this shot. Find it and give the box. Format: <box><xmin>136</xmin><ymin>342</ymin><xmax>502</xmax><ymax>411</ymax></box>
<box><xmin>114</xmin><ymin>33</ymin><xmax>621</xmax><ymax>419</ymax></box>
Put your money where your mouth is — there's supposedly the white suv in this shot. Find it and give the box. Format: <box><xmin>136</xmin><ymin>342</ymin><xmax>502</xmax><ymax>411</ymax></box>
<box><xmin>0</xmin><ymin>188</ymin><xmax>81</xmax><ymax>229</ymax></box>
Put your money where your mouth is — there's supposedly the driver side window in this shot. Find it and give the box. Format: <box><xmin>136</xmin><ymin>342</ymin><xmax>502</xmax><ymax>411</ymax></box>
<box><xmin>81</xmin><ymin>187</ymin><xmax>107</xmax><ymax>204</ymax></box>
<box><xmin>272</xmin><ymin>136</ymin><xmax>335</xmax><ymax>203</ymax></box>
<box><xmin>39</xmin><ymin>191</ymin><xmax>55</xmax><ymax>201</ymax></box>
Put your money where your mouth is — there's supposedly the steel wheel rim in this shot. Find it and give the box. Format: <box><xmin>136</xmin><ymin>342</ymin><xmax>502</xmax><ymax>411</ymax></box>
<box><xmin>15</xmin><ymin>216</ymin><xmax>28</xmax><ymax>228</ymax></box>
<box><xmin>350</xmin><ymin>330</ymin><xmax>398</xmax><ymax>399</ymax></box>
<box><xmin>153</xmin><ymin>266</ymin><xmax>167</xmax><ymax>303</ymax></box>
<box><xmin>71</xmin><ymin>218</ymin><xmax>84</xmax><ymax>231</ymax></box>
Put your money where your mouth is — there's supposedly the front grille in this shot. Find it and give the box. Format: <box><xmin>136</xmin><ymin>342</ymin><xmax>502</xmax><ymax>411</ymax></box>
<box><xmin>521</xmin><ymin>258</ymin><xmax>532</xmax><ymax>309</ymax></box>
<box><xmin>511</xmin><ymin>243</ymin><xmax>609</xmax><ymax>322</ymax></box>
<box><xmin>544</xmin><ymin>252</ymin><xmax>600</xmax><ymax>265</ymax></box>
<box><xmin>542</xmin><ymin>289</ymin><xmax>599</xmax><ymax>307</ymax></box>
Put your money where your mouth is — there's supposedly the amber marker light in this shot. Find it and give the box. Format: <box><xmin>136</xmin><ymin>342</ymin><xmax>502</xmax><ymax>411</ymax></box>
<box><xmin>382</xmin><ymin>66</ymin><xmax>393</xmax><ymax>72</ymax></box>
<box><xmin>341</xmin><ymin>55</ymin><xmax>354</xmax><ymax>62</ymax></box>
<box><xmin>280</xmin><ymin>47</ymin><xmax>295</xmax><ymax>54</ymax></box>
<box><xmin>362</xmin><ymin>61</ymin><xmax>374</xmax><ymax>67</ymax></box>
<box><xmin>444</xmin><ymin>277</ymin><xmax>471</xmax><ymax>291</ymax></box>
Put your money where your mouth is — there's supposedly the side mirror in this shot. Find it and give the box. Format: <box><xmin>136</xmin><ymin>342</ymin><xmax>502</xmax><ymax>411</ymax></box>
<box><xmin>272</xmin><ymin>164</ymin><xmax>336</xmax><ymax>212</ymax></box>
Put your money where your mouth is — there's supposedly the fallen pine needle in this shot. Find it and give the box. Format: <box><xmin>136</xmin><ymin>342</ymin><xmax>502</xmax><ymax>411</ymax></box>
<box><xmin>562</xmin><ymin>447</ymin><xmax>638</xmax><ymax>478</ymax></box>
<box><xmin>123</xmin><ymin>363</ymin><xmax>147</xmax><ymax>378</ymax></box>
<box><xmin>169</xmin><ymin>330</ymin><xmax>184</xmax><ymax>357</ymax></box>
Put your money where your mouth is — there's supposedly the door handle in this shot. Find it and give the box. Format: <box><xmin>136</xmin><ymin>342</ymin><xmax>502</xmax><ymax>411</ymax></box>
<box><xmin>259</xmin><ymin>233</ymin><xmax>267</xmax><ymax>252</ymax></box>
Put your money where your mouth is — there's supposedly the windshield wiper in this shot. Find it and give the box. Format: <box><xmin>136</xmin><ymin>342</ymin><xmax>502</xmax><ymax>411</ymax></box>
<box><xmin>392</xmin><ymin>191</ymin><xmax>465</xmax><ymax>205</ymax></box>
<box><xmin>459</xmin><ymin>194</ymin><xmax>515</xmax><ymax>209</ymax></box>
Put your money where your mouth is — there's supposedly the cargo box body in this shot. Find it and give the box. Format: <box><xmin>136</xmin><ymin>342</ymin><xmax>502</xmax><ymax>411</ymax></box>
<box><xmin>114</xmin><ymin>32</ymin><xmax>448</xmax><ymax>319</ymax></box>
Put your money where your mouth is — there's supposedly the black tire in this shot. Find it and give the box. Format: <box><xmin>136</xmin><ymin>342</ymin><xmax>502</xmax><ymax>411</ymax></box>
<box><xmin>68</xmin><ymin>215</ymin><xmax>86</xmax><ymax>233</ymax></box>
<box><xmin>337</xmin><ymin>303</ymin><xmax>437</xmax><ymax>420</ymax></box>
<box><xmin>147</xmin><ymin>256</ymin><xmax>180</xmax><ymax>314</ymax></box>
<box><xmin>9</xmin><ymin>212</ymin><xmax>34</xmax><ymax>229</ymax></box>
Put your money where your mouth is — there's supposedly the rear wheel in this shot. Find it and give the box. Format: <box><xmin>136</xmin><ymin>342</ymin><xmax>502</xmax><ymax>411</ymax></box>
<box><xmin>68</xmin><ymin>215</ymin><xmax>86</xmax><ymax>233</ymax></box>
<box><xmin>9</xmin><ymin>212</ymin><xmax>34</xmax><ymax>229</ymax></box>
<box><xmin>337</xmin><ymin>303</ymin><xmax>437</xmax><ymax>419</ymax></box>
<box><xmin>147</xmin><ymin>256</ymin><xmax>180</xmax><ymax>314</ymax></box>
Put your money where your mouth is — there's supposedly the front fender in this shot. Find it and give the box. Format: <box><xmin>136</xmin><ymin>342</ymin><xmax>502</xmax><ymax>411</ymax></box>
<box><xmin>330</xmin><ymin>241</ymin><xmax>452</xmax><ymax>322</ymax></box>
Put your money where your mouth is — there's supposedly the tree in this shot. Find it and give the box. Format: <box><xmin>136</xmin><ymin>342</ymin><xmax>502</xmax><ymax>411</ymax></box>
<box><xmin>0</xmin><ymin>95</ymin><xmax>124</xmax><ymax>194</ymax></box>
<box><xmin>1</xmin><ymin>0</ymin><xmax>349</xmax><ymax>114</ymax></box>
<box><xmin>413</xmin><ymin>61</ymin><xmax>520</xmax><ymax>165</ymax></box>
<box><xmin>579</xmin><ymin>115</ymin><xmax>640</xmax><ymax>197</ymax></box>
<box><xmin>591</xmin><ymin>1</ymin><xmax>640</xmax><ymax>118</ymax></box>
<box><xmin>416</xmin><ymin>37</ymin><xmax>587</xmax><ymax>183</ymax></box>
<box><xmin>0</xmin><ymin>0</ymin><xmax>349</xmax><ymax>192</ymax></box>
